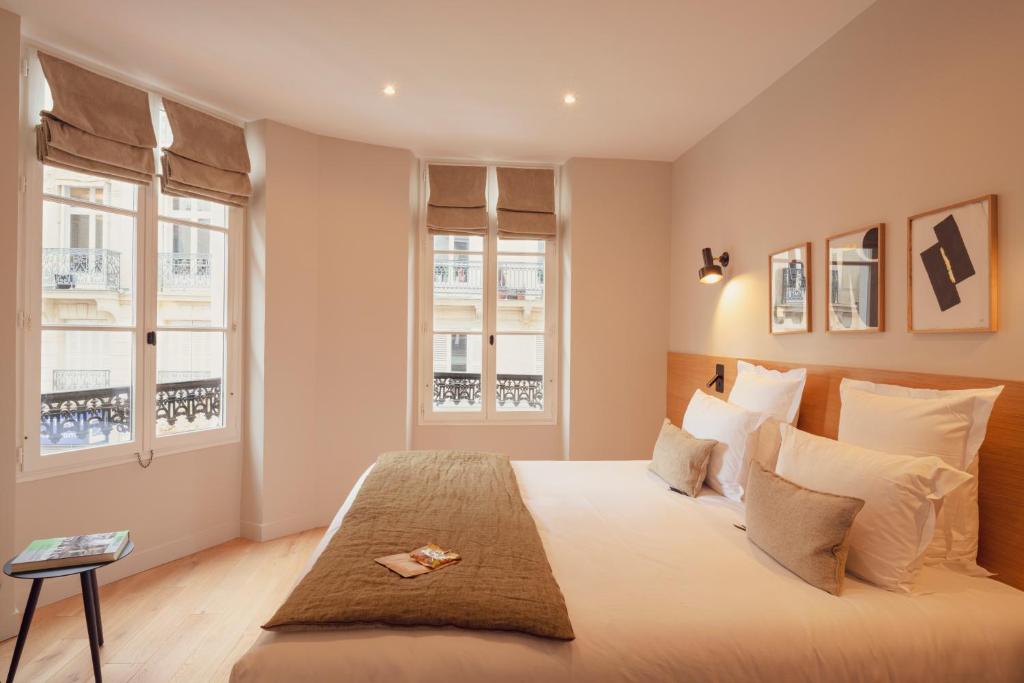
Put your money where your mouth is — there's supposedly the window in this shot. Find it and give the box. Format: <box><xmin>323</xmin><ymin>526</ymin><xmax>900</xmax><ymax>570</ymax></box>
<box><xmin>19</xmin><ymin>52</ymin><xmax>242</xmax><ymax>477</ymax></box>
<box><xmin>419</xmin><ymin>165</ymin><xmax>558</xmax><ymax>424</ymax></box>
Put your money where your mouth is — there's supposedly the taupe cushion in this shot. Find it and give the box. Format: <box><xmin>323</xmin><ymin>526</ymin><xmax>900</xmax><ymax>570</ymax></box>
<box><xmin>649</xmin><ymin>419</ymin><xmax>717</xmax><ymax>497</ymax></box>
<box><xmin>745</xmin><ymin>463</ymin><xmax>865</xmax><ymax>595</ymax></box>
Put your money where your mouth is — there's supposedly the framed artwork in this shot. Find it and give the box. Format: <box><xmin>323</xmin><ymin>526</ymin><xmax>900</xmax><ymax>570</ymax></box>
<box><xmin>769</xmin><ymin>242</ymin><xmax>811</xmax><ymax>335</ymax></box>
<box><xmin>826</xmin><ymin>224</ymin><xmax>885</xmax><ymax>333</ymax></box>
<box><xmin>908</xmin><ymin>195</ymin><xmax>997</xmax><ymax>333</ymax></box>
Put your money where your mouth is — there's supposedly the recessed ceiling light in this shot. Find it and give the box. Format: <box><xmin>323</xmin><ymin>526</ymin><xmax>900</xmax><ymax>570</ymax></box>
<box><xmin>563</xmin><ymin>92</ymin><xmax>577</xmax><ymax>105</ymax></box>
<box><xmin>382</xmin><ymin>84</ymin><xmax>397</xmax><ymax>96</ymax></box>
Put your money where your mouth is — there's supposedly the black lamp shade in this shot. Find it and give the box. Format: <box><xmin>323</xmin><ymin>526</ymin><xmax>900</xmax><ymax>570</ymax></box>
<box><xmin>698</xmin><ymin>264</ymin><xmax>723</xmax><ymax>283</ymax></box>
<box><xmin>698</xmin><ymin>248</ymin><xmax>728</xmax><ymax>283</ymax></box>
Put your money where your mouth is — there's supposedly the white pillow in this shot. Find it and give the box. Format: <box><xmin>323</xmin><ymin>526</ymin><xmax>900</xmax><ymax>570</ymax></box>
<box><xmin>838</xmin><ymin>386</ymin><xmax>973</xmax><ymax>469</ymax></box>
<box><xmin>728</xmin><ymin>361</ymin><xmax>807</xmax><ymax>424</ymax></box>
<box><xmin>682</xmin><ymin>390</ymin><xmax>767</xmax><ymax>501</ymax></box>
<box><xmin>776</xmin><ymin>425</ymin><xmax>970</xmax><ymax>592</ymax></box>
<box><xmin>839</xmin><ymin>379</ymin><xmax>1003</xmax><ymax>573</ymax></box>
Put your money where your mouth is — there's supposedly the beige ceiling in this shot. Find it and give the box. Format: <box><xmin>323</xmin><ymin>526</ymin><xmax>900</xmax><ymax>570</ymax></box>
<box><xmin>2</xmin><ymin>0</ymin><xmax>874</xmax><ymax>162</ymax></box>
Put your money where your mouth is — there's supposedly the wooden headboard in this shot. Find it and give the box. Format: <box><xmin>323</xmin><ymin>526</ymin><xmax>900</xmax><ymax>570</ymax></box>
<box><xmin>667</xmin><ymin>352</ymin><xmax>1024</xmax><ymax>590</ymax></box>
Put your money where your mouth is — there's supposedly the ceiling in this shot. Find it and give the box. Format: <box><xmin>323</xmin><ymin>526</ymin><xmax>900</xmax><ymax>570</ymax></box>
<box><xmin>2</xmin><ymin>0</ymin><xmax>874</xmax><ymax>162</ymax></box>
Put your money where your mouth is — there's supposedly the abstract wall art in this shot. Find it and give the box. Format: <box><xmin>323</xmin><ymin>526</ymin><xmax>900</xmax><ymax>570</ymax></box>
<box><xmin>908</xmin><ymin>195</ymin><xmax>997</xmax><ymax>333</ymax></box>
<box><xmin>769</xmin><ymin>242</ymin><xmax>811</xmax><ymax>335</ymax></box>
<box><xmin>827</xmin><ymin>224</ymin><xmax>885</xmax><ymax>333</ymax></box>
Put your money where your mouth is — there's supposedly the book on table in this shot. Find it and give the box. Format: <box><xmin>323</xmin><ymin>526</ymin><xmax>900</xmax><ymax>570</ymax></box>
<box><xmin>10</xmin><ymin>531</ymin><xmax>130</xmax><ymax>573</ymax></box>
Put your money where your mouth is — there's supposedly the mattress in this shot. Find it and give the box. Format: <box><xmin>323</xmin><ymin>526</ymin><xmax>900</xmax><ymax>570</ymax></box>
<box><xmin>231</xmin><ymin>460</ymin><xmax>1024</xmax><ymax>682</ymax></box>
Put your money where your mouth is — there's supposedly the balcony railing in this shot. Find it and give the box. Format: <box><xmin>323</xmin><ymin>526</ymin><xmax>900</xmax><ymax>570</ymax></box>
<box><xmin>52</xmin><ymin>369</ymin><xmax>111</xmax><ymax>391</ymax></box>
<box><xmin>433</xmin><ymin>373</ymin><xmax>543</xmax><ymax>409</ymax></box>
<box><xmin>158</xmin><ymin>253</ymin><xmax>212</xmax><ymax>293</ymax></box>
<box><xmin>434</xmin><ymin>262</ymin><xmax>544</xmax><ymax>300</ymax></box>
<box><xmin>40</xmin><ymin>378</ymin><xmax>221</xmax><ymax>447</ymax></box>
<box><xmin>43</xmin><ymin>248</ymin><xmax>121</xmax><ymax>291</ymax></box>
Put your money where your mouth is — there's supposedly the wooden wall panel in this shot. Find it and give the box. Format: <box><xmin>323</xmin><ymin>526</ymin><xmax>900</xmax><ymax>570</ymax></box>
<box><xmin>667</xmin><ymin>352</ymin><xmax>1024</xmax><ymax>590</ymax></box>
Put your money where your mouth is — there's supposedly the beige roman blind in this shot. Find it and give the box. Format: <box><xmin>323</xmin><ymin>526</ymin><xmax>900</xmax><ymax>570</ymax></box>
<box><xmin>496</xmin><ymin>167</ymin><xmax>557</xmax><ymax>240</ymax></box>
<box><xmin>35</xmin><ymin>52</ymin><xmax>157</xmax><ymax>184</ymax></box>
<box><xmin>161</xmin><ymin>99</ymin><xmax>252</xmax><ymax>207</ymax></box>
<box><xmin>426</xmin><ymin>164</ymin><xmax>487</xmax><ymax>235</ymax></box>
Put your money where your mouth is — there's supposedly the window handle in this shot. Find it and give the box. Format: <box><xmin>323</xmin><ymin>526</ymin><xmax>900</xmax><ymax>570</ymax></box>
<box><xmin>489</xmin><ymin>335</ymin><xmax>494</xmax><ymax>346</ymax></box>
<box><xmin>146</xmin><ymin>331</ymin><xmax>156</xmax><ymax>346</ymax></box>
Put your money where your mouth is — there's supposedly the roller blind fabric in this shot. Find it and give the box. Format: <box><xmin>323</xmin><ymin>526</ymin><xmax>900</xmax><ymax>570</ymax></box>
<box><xmin>496</xmin><ymin>167</ymin><xmax>556</xmax><ymax>240</ymax></box>
<box><xmin>161</xmin><ymin>99</ymin><xmax>252</xmax><ymax>207</ymax></box>
<box><xmin>426</xmin><ymin>164</ymin><xmax>487</xmax><ymax>235</ymax></box>
<box><xmin>35</xmin><ymin>52</ymin><xmax>157</xmax><ymax>184</ymax></box>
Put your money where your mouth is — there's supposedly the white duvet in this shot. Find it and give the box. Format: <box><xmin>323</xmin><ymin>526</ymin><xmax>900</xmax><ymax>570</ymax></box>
<box><xmin>231</xmin><ymin>460</ymin><xmax>1024</xmax><ymax>682</ymax></box>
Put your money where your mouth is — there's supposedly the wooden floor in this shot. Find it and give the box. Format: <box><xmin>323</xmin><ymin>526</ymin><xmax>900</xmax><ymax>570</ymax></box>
<box><xmin>0</xmin><ymin>528</ymin><xmax>324</xmax><ymax>682</ymax></box>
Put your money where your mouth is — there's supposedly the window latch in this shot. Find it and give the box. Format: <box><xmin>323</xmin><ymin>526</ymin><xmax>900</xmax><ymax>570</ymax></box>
<box><xmin>489</xmin><ymin>334</ymin><xmax>494</xmax><ymax>346</ymax></box>
<box><xmin>146</xmin><ymin>331</ymin><xmax>157</xmax><ymax>346</ymax></box>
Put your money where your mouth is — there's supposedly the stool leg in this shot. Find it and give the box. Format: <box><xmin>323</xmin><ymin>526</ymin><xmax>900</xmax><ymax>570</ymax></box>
<box><xmin>88</xmin><ymin>570</ymin><xmax>103</xmax><ymax>646</ymax></box>
<box><xmin>5</xmin><ymin>578</ymin><xmax>43</xmax><ymax>683</ymax></box>
<box><xmin>80</xmin><ymin>573</ymin><xmax>102</xmax><ymax>682</ymax></box>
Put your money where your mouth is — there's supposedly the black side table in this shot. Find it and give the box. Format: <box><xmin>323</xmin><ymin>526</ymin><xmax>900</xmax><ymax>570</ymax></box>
<box><xmin>3</xmin><ymin>540</ymin><xmax>133</xmax><ymax>683</ymax></box>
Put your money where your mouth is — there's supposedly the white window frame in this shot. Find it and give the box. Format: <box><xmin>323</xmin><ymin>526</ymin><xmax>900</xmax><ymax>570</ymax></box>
<box><xmin>418</xmin><ymin>161</ymin><xmax>559</xmax><ymax>426</ymax></box>
<box><xmin>17</xmin><ymin>46</ymin><xmax>243</xmax><ymax>480</ymax></box>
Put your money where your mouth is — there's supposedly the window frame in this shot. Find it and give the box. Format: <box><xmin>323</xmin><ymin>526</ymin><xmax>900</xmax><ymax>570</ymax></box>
<box><xmin>17</xmin><ymin>46</ymin><xmax>244</xmax><ymax>480</ymax></box>
<box><xmin>417</xmin><ymin>161</ymin><xmax>559</xmax><ymax>426</ymax></box>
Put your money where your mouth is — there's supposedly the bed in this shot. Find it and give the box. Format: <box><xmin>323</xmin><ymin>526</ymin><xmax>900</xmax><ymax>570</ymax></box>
<box><xmin>231</xmin><ymin>459</ymin><xmax>1024</xmax><ymax>682</ymax></box>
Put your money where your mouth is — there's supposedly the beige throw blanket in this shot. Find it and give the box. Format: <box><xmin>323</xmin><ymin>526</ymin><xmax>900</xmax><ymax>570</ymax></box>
<box><xmin>263</xmin><ymin>451</ymin><xmax>575</xmax><ymax>640</ymax></box>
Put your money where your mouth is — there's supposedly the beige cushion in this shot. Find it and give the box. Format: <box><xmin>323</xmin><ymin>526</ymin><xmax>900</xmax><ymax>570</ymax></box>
<box><xmin>649</xmin><ymin>419</ymin><xmax>717</xmax><ymax>497</ymax></box>
<box><xmin>745</xmin><ymin>462</ymin><xmax>865</xmax><ymax>595</ymax></box>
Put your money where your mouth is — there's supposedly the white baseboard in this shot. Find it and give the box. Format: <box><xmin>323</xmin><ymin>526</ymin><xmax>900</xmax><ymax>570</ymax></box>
<box><xmin>240</xmin><ymin>511</ymin><xmax>320</xmax><ymax>542</ymax></box>
<box><xmin>14</xmin><ymin>519</ymin><xmax>242</xmax><ymax>609</ymax></box>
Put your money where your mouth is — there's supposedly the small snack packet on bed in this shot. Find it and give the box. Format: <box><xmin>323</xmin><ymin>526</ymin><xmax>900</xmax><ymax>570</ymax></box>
<box><xmin>410</xmin><ymin>544</ymin><xmax>460</xmax><ymax>570</ymax></box>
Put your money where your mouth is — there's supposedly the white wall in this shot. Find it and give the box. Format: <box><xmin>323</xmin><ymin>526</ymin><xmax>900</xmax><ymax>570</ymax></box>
<box><xmin>564</xmin><ymin>158</ymin><xmax>672</xmax><ymax>458</ymax></box>
<box><xmin>242</xmin><ymin>120</ymin><xmax>323</xmax><ymax>540</ymax></box>
<box><xmin>670</xmin><ymin>0</ymin><xmax>1024</xmax><ymax>382</ymax></box>
<box><xmin>243</xmin><ymin>121</ymin><xmax>418</xmax><ymax>533</ymax></box>
<box><xmin>313</xmin><ymin>135</ymin><xmax>417</xmax><ymax>522</ymax></box>
<box><xmin>15</xmin><ymin>444</ymin><xmax>242</xmax><ymax>605</ymax></box>
<box><xmin>0</xmin><ymin>7</ymin><xmax>21</xmax><ymax>639</ymax></box>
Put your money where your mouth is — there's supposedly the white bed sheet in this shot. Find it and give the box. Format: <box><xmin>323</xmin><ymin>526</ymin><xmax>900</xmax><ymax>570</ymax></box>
<box><xmin>231</xmin><ymin>460</ymin><xmax>1024</xmax><ymax>682</ymax></box>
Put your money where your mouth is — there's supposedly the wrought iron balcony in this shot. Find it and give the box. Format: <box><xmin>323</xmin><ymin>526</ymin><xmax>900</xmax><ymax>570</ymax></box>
<box><xmin>158</xmin><ymin>252</ymin><xmax>212</xmax><ymax>293</ymax></box>
<box><xmin>434</xmin><ymin>262</ymin><xmax>544</xmax><ymax>300</ymax></box>
<box><xmin>433</xmin><ymin>372</ymin><xmax>543</xmax><ymax>409</ymax></box>
<box><xmin>43</xmin><ymin>248</ymin><xmax>122</xmax><ymax>291</ymax></box>
<box><xmin>40</xmin><ymin>378</ymin><xmax>221</xmax><ymax>447</ymax></box>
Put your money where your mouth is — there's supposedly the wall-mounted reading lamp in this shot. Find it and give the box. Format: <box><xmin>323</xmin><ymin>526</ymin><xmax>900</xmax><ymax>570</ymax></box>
<box><xmin>698</xmin><ymin>248</ymin><xmax>729</xmax><ymax>284</ymax></box>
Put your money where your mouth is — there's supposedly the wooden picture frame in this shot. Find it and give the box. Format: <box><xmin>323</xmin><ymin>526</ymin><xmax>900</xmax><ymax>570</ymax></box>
<box><xmin>768</xmin><ymin>242</ymin><xmax>811</xmax><ymax>335</ymax></box>
<box><xmin>908</xmin><ymin>194</ymin><xmax>997</xmax><ymax>333</ymax></box>
<box><xmin>825</xmin><ymin>224</ymin><xmax>885</xmax><ymax>333</ymax></box>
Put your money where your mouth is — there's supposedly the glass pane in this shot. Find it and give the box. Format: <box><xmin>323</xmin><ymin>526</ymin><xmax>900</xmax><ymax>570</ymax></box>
<box><xmin>42</xmin><ymin>201</ymin><xmax>135</xmax><ymax>326</ymax></box>
<box><xmin>157</xmin><ymin>223</ymin><xmax>227</xmax><ymax>327</ymax></box>
<box><xmin>158</xmin><ymin>192</ymin><xmax>229</xmax><ymax>228</ymax></box>
<box><xmin>432</xmin><ymin>333</ymin><xmax>482</xmax><ymax>412</ymax></box>
<box><xmin>497</xmin><ymin>254</ymin><xmax>544</xmax><ymax>332</ymax></box>
<box><xmin>433</xmin><ymin>234</ymin><xmax>483</xmax><ymax>252</ymax></box>
<box><xmin>497</xmin><ymin>237</ymin><xmax>546</xmax><ymax>254</ymax></box>
<box><xmin>43</xmin><ymin>166</ymin><xmax>137</xmax><ymax>211</ymax></box>
<box><xmin>432</xmin><ymin>253</ymin><xmax>482</xmax><ymax>332</ymax></box>
<box><xmin>40</xmin><ymin>330</ymin><xmax>134</xmax><ymax>453</ymax></box>
<box><xmin>495</xmin><ymin>335</ymin><xmax>544</xmax><ymax>412</ymax></box>
<box><xmin>156</xmin><ymin>331</ymin><xmax>225</xmax><ymax>436</ymax></box>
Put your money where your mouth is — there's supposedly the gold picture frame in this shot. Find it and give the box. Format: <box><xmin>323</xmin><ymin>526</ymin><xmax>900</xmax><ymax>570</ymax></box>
<box><xmin>907</xmin><ymin>195</ymin><xmax>997</xmax><ymax>333</ymax></box>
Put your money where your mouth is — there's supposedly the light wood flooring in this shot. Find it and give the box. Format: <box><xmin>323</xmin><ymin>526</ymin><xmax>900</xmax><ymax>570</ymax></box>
<box><xmin>0</xmin><ymin>528</ymin><xmax>324</xmax><ymax>682</ymax></box>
